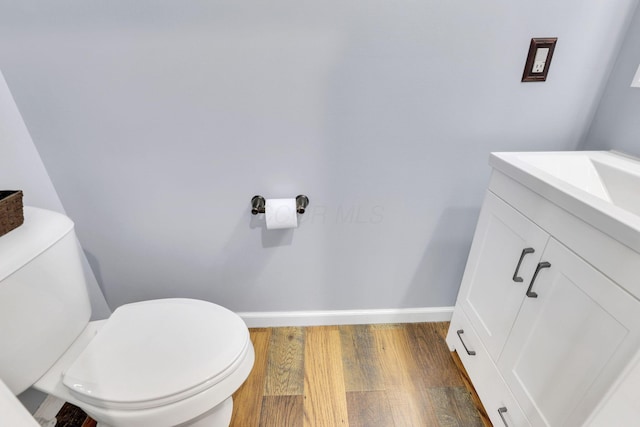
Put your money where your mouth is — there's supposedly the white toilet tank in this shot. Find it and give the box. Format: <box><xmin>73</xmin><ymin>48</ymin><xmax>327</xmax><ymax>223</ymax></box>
<box><xmin>0</xmin><ymin>207</ymin><xmax>92</xmax><ymax>395</ymax></box>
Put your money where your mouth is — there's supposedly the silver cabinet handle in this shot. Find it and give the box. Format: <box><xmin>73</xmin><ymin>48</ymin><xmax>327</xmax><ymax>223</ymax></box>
<box><xmin>526</xmin><ymin>261</ymin><xmax>551</xmax><ymax>298</ymax></box>
<box><xmin>512</xmin><ymin>248</ymin><xmax>535</xmax><ymax>282</ymax></box>
<box><xmin>498</xmin><ymin>407</ymin><xmax>509</xmax><ymax>426</ymax></box>
<box><xmin>456</xmin><ymin>329</ymin><xmax>476</xmax><ymax>356</ymax></box>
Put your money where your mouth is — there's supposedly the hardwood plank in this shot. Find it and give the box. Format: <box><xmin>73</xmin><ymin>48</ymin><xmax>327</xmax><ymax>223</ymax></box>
<box><xmin>431</xmin><ymin>321</ymin><xmax>452</xmax><ymax>341</ymax></box>
<box><xmin>303</xmin><ymin>326</ymin><xmax>349</xmax><ymax>426</ymax></box>
<box><xmin>339</xmin><ymin>325</ymin><xmax>384</xmax><ymax>392</ymax></box>
<box><xmin>428</xmin><ymin>387</ymin><xmax>484</xmax><ymax>427</ymax></box>
<box><xmin>259</xmin><ymin>395</ymin><xmax>304</xmax><ymax>427</ymax></box>
<box><xmin>346</xmin><ymin>391</ymin><xmax>394</xmax><ymax>427</ymax></box>
<box><xmin>230</xmin><ymin>328</ymin><xmax>272</xmax><ymax>427</ymax></box>
<box><xmin>265</xmin><ymin>327</ymin><xmax>305</xmax><ymax>396</ymax></box>
<box><xmin>405</xmin><ymin>322</ymin><xmax>465</xmax><ymax>388</ymax></box>
<box><xmin>369</xmin><ymin>323</ymin><xmax>403</xmax><ymax>330</ymax></box>
<box><xmin>372</xmin><ymin>326</ymin><xmax>439</xmax><ymax>426</ymax></box>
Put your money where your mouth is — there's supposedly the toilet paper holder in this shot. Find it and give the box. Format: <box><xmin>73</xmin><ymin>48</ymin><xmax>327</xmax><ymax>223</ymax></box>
<box><xmin>251</xmin><ymin>195</ymin><xmax>309</xmax><ymax>215</ymax></box>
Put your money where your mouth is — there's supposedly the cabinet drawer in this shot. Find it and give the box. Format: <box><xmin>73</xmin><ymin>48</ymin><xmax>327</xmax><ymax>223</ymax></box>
<box><xmin>448</xmin><ymin>309</ymin><xmax>531</xmax><ymax>427</ymax></box>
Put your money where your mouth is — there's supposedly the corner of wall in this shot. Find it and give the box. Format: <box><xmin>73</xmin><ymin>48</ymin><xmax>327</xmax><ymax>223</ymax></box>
<box><xmin>578</xmin><ymin>0</ymin><xmax>640</xmax><ymax>151</ymax></box>
<box><xmin>0</xmin><ymin>69</ymin><xmax>111</xmax><ymax>319</ymax></box>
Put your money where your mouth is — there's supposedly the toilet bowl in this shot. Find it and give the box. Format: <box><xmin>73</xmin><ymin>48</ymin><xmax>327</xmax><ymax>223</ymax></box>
<box><xmin>0</xmin><ymin>207</ymin><xmax>254</xmax><ymax>427</ymax></box>
<box><xmin>36</xmin><ymin>298</ymin><xmax>255</xmax><ymax>427</ymax></box>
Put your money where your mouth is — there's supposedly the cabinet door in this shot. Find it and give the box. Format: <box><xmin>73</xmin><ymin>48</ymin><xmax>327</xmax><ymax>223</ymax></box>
<box><xmin>458</xmin><ymin>191</ymin><xmax>549</xmax><ymax>361</ymax></box>
<box><xmin>498</xmin><ymin>238</ymin><xmax>640</xmax><ymax>427</ymax></box>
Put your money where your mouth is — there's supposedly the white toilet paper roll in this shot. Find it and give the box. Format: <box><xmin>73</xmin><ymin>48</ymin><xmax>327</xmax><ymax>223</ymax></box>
<box><xmin>265</xmin><ymin>198</ymin><xmax>298</xmax><ymax>229</ymax></box>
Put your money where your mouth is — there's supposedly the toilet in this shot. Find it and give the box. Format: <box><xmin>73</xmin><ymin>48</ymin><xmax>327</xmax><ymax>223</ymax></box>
<box><xmin>0</xmin><ymin>207</ymin><xmax>255</xmax><ymax>427</ymax></box>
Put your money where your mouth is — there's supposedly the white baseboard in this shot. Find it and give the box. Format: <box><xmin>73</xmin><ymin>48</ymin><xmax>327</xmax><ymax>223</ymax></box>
<box><xmin>238</xmin><ymin>306</ymin><xmax>454</xmax><ymax>328</ymax></box>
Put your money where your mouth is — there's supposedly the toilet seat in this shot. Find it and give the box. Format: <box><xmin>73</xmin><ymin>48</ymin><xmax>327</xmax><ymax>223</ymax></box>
<box><xmin>62</xmin><ymin>298</ymin><xmax>250</xmax><ymax>411</ymax></box>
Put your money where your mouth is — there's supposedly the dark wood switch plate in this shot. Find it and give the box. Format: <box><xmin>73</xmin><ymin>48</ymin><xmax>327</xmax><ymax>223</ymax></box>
<box><xmin>522</xmin><ymin>38</ymin><xmax>557</xmax><ymax>82</ymax></box>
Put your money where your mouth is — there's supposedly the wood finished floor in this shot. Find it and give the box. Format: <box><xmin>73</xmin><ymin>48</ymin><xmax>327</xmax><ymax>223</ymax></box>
<box><xmin>51</xmin><ymin>322</ymin><xmax>490</xmax><ymax>427</ymax></box>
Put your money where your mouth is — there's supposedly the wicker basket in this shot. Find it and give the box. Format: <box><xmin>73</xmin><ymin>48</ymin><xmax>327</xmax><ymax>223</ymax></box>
<box><xmin>0</xmin><ymin>190</ymin><xmax>24</xmax><ymax>237</ymax></box>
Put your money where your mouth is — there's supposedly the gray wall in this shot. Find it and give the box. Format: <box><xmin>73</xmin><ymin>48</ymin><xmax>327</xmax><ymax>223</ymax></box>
<box><xmin>0</xmin><ymin>0</ymin><xmax>636</xmax><ymax>312</ymax></box>
<box><xmin>0</xmin><ymin>72</ymin><xmax>111</xmax><ymax>319</ymax></box>
<box><xmin>0</xmin><ymin>73</ymin><xmax>65</xmax><ymax>213</ymax></box>
<box><xmin>582</xmin><ymin>3</ymin><xmax>640</xmax><ymax>156</ymax></box>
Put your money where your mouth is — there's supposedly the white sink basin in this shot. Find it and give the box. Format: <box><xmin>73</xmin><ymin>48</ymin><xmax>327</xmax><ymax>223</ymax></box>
<box><xmin>489</xmin><ymin>151</ymin><xmax>640</xmax><ymax>251</ymax></box>
<box><xmin>513</xmin><ymin>152</ymin><xmax>640</xmax><ymax>216</ymax></box>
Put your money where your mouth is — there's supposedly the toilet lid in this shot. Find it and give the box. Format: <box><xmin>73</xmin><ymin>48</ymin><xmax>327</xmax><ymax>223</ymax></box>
<box><xmin>62</xmin><ymin>298</ymin><xmax>250</xmax><ymax>410</ymax></box>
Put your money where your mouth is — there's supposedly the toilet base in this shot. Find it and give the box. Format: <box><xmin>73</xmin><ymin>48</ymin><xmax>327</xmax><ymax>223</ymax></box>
<box><xmin>95</xmin><ymin>397</ymin><xmax>233</xmax><ymax>427</ymax></box>
<box><xmin>183</xmin><ymin>397</ymin><xmax>233</xmax><ymax>427</ymax></box>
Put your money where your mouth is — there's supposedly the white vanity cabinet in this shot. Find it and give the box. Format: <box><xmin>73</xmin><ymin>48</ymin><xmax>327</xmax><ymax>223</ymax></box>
<box><xmin>447</xmin><ymin>164</ymin><xmax>640</xmax><ymax>427</ymax></box>
<box><xmin>498</xmin><ymin>237</ymin><xmax>640</xmax><ymax>426</ymax></box>
<box><xmin>455</xmin><ymin>191</ymin><xmax>549</xmax><ymax>362</ymax></box>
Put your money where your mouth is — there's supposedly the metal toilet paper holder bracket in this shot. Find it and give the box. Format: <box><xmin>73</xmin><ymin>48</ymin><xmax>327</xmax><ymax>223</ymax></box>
<box><xmin>251</xmin><ymin>195</ymin><xmax>309</xmax><ymax>215</ymax></box>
